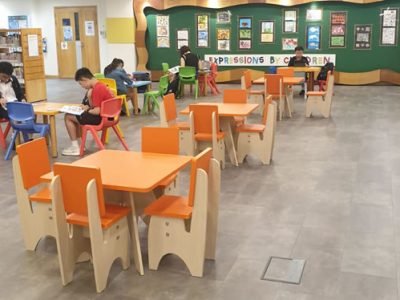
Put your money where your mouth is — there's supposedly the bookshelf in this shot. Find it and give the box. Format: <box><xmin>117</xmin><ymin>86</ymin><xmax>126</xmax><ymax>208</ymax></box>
<box><xmin>0</xmin><ymin>28</ymin><xmax>46</xmax><ymax>102</ymax></box>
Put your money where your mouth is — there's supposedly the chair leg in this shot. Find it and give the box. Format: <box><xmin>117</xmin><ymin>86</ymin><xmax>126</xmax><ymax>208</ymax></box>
<box><xmin>122</xmin><ymin>96</ymin><xmax>131</xmax><ymax>117</ymax></box>
<box><xmin>112</xmin><ymin>126</ymin><xmax>129</xmax><ymax>151</ymax></box>
<box><xmin>116</xmin><ymin>124</ymin><xmax>124</xmax><ymax>138</ymax></box>
<box><xmin>80</xmin><ymin>128</ymin><xmax>88</xmax><ymax>156</ymax></box>
<box><xmin>195</xmin><ymin>80</ymin><xmax>199</xmax><ymax>99</ymax></box>
<box><xmin>142</xmin><ymin>95</ymin><xmax>149</xmax><ymax>114</ymax></box>
<box><xmin>89</xmin><ymin>128</ymin><xmax>105</xmax><ymax>151</ymax></box>
<box><xmin>22</xmin><ymin>133</ymin><xmax>29</xmax><ymax>143</ymax></box>
<box><xmin>5</xmin><ymin>130</ymin><xmax>19</xmax><ymax>160</ymax></box>
<box><xmin>104</xmin><ymin>128</ymin><xmax>110</xmax><ymax>144</ymax></box>
<box><xmin>101</xmin><ymin>129</ymin><xmax>107</xmax><ymax>144</ymax></box>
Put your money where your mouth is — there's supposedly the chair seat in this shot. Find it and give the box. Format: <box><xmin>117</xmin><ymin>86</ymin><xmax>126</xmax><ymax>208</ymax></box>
<box><xmin>236</xmin><ymin>124</ymin><xmax>265</xmax><ymax>133</ymax></box>
<box><xmin>144</xmin><ymin>91</ymin><xmax>161</xmax><ymax>97</ymax></box>
<box><xmin>170</xmin><ymin>121</ymin><xmax>189</xmax><ymax>130</ymax></box>
<box><xmin>67</xmin><ymin>204</ymin><xmax>132</xmax><ymax>229</ymax></box>
<box><xmin>157</xmin><ymin>173</ymin><xmax>178</xmax><ymax>189</ymax></box>
<box><xmin>307</xmin><ymin>91</ymin><xmax>326</xmax><ymax>97</ymax></box>
<box><xmin>29</xmin><ymin>186</ymin><xmax>51</xmax><ymax>203</ymax></box>
<box><xmin>250</xmin><ymin>90</ymin><xmax>265</xmax><ymax>95</ymax></box>
<box><xmin>195</xmin><ymin>132</ymin><xmax>225</xmax><ymax>141</ymax></box>
<box><xmin>144</xmin><ymin>195</ymin><xmax>192</xmax><ymax>219</ymax></box>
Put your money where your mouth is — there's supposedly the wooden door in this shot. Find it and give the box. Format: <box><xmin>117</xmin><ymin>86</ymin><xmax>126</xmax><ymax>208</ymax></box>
<box><xmin>54</xmin><ymin>7</ymin><xmax>100</xmax><ymax>78</ymax></box>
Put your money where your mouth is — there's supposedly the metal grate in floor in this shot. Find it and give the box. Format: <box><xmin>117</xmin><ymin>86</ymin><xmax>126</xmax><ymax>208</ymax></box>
<box><xmin>261</xmin><ymin>256</ymin><xmax>306</xmax><ymax>285</ymax></box>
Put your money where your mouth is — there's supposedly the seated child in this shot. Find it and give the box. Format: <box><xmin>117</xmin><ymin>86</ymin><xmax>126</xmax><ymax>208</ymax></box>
<box><xmin>62</xmin><ymin>68</ymin><xmax>113</xmax><ymax>156</ymax></box>
<box><xmin>0</xmin><ymin>61</ymin><xmax>24</xmax><ymax>119</ymax></box>
<box><xmin>288</xmin><ymin>46</ymin><xmax>309</xmax><ymax>96</ymax></box>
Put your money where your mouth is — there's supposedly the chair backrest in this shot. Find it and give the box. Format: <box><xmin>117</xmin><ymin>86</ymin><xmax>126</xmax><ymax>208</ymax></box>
<box><xmin>159</xmin><ymin>75</ymin><xmax>169</xmax><ymax>95</ymax></box>
<box><xmin>188</xmin><ymin>148</ymin><xmax>212</xmax><ymax>207</ymax></box>
<box><xmin>53</xmin><ymin>163</ymin><xmax>106</xmax><ymax>217</ymax></box>
<box><xmin>100</xmin><ymin>98</ymin><xmax>122</xmax><ymax>118</ymax></box>
<box><xmin>262</xmin><ymin>95</ymin><xmax>273</xmax><ymax>125</ymax></box>
<box><xmin>179</xmin><ymin>66</ymin><xmax>196</xmax><ymax>79</ymax></box>
<box><xmin>264</xmin><ymin>74</ymin><xmax>283</xmax><ymax>96</ymax></box>
<box><xmin>94</xmin><ymin>73</ymin><xmax>105</xmax><ymax>79</ymax></box>
<box><xmin>277</xmin><ymin>68</ymin><xmax>295</xmax><ymax>77</ymax></box>
<box><xmin>189</xmin><ymin>104</ymin><xmax>219</xmax><ymax>135</ymax></box>
<box><xmin>162</xmin><ymin>63</ymin><xmax>169</xmax><ymax>74</ymax></box>
<box><xmin>325</xmin><ymin>71</ymin><xmax>335</xmax><ymax>105</ymax></box>
<box><xmin>98</xmin><ymin>78</ymin><xmax>117</xmax><ymax>91</ymax></box>
<box><xmin>223</xmin><ymin>89</ymin><xmax>247</xmax><ymax>104</ymax></box>
<box><xmin>243</xmin><ymin>70</ymin><xmax>252</xmax><ymax>89</ymax></box>
<box><xmin>162</xmin><ymin>93</ymin><xmax>177</xmax><ymax>122</ymax></box>
<box><xmin>141</xmin><ymin>127</ymin><xmax>179</xmax><ymax>155</ymax></box>
<box><xmin>16</xmin><ymin>137</ymin><xmax>51</xmax><ymax>190</ymax></box>
<box><xmin>6</xmin><ymin>102</ymin><xmax>35</xmax><ymax>123</ymax></box>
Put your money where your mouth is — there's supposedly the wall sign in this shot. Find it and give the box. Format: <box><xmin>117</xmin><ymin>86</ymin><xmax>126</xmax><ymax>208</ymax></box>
<box><xmin>354</xmin><ymin>24</ymin><xmax>372</xmax><ymax>50</ymax></box>
<box><xmin>380</xmin><ymin>8</ymin><xmax>398</xmax><ymax>46</ymax></box>
<box><xmin>330</xmin><ymin>11</ymin><xmax>347</xmax><ymax>48</ymax></box>
<box><xmin>156</xmin><ymin>15</ymin><xmax>170</xmax><ymax>48</ymax></box>
<box><xmin>306</xmin><ymin>25</ymin><xmax>321</xmax><ymax>50</ymax></box>
<box><xmin>196</xmin><ymin>14</ymin><xmax>209</xmax><ymax>48</ymax></box>
<box><xmin>260</xmin><ymin>20</ymin><xmax>275</xmax><ymax>44</ymax></box>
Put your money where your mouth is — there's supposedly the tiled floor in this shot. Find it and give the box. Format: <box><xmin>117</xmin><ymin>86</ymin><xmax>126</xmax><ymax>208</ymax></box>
<box><xmin>0</xmin><ymin>79</ymin><xmax>400</xmax><ymax>299</ymax></box>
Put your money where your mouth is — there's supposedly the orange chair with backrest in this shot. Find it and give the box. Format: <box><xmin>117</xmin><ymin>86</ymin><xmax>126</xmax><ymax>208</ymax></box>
<box><xmin>277</xmin><ymin>67</ymin><xmax>296</xmax><ymax>114</ymax></box>
<box><xmin>12</xmin><ymin>138</ymin><xmax>55</xmax><ymax>250</ymax></box>
<box><xmin>264</xmin><ymin>74</ymin><xmax>286</xmax><ymax>120</ymax></box>
<box><xmin>145</xmin><ymin>148</ymin><xmax>220</xmax><ymax>277</ymax></box>
<box><xmin>80</xmin><ymin>98</ymin><xmax>129</xmax><ymax>156</ymax></box>
<box><xmin>306</xmin><ymin>71</ymin><xmax>334</xmax><ymax>118</ymax></box>
<box><xmin>98</xmin><ymin>78</ymin><xmax>130</xmax><ymax>117</ymax></box>
<box><xmin>236</xmin><ymin>95</ymin><xmax>277</xmax><ymax>165</ymax></box>
<box><xmin>50</xmin><ymin>163</ymin><xmax>132</xmax><ymax>293</ymax></box>
<box><xmin>189</xmin><ymin>104</ymin><xmax>225</xmax><ymax>168</ymax></box>
<box><xmin>223</xmin><ymin>89</ymin><xmax>248</xmax><ymax>126</ymax></box>
<box><xmin>159</xmin><ymin>93</ymin><xmax>193</xmax><ymax>155</ymax></box>
<box><xmin>0</xmin><ymin>118</ymin><xmax>11</xmax><ymax>150</ymax></box>
<box><xmin>241</xmin><ymin>70</ymin><xmax>264</xmax><ymax>114</ymax></box>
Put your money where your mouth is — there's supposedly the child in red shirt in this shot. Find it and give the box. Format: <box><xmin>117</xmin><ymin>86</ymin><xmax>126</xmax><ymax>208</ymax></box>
<box><xmin>62</xmin><ymin>68</ymin><xmax>113</xmax><ymax>156</ymax></box>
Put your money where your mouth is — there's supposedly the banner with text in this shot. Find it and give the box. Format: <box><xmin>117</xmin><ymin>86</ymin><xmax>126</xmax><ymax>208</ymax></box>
<box><xmin>204</xmin><ymin>54</ymin><xmax>336</xmax><ymax>67</ymax></box>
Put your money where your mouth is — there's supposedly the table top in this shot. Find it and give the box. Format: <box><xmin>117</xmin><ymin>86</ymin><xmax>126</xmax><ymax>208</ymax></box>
<box><xmin>32</xmin><ymin>102</ymin><xmax>80</xmax><ymax>116</ymax></box>
<box><xmin>129</xmin><ymin>81</ymin><xmax>152</xmax><ymax>88</ymax></box>
<box><xmin>41</xmin><ymin>150</ymin><xmax>192</xmax><ymax>193</ymax></box>
<box><xmin>180</xmin><ymin>102</ymin><xmax>259</xmax><ymax>117</ymax></box>
<box><xmin>253</xmin><ymin>76</ymin><xmax>305</xmax><ymax>85</ymax></box>
<box><xmin>278</xmin><ymin>66</ymin><xmax>321</xmax><ymax>73</ymax></box>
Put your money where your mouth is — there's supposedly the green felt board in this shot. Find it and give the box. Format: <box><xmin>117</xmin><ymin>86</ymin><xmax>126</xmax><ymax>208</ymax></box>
<box><xmin>144</xmin><ymin>0</ymin><xmax>400</xmax><ymax>72</ymax></box>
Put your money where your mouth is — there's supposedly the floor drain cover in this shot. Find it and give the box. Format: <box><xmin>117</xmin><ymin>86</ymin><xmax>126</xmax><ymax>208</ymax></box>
<box><xmin>261</xmin><ymin>256</ymin><xmax>306</xmax><ymax>285</ymax></box>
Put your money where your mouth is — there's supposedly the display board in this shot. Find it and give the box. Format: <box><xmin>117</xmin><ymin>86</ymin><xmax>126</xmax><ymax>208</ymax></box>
<box><xmin>144</xmin><ymin>0</ymin><xmax>400</xmax><ymax>74</ymax></box>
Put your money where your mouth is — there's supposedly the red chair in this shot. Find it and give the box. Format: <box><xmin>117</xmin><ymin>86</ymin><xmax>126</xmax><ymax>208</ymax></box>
<box><xmin>0</xmin><ymin>118</ymin><xmax>11</xmax><ymax>150</ymax></box>
<box><xmin>80</xmin><ymin>98</ymin><xmax>129</xmax><ymax>156</ymax></box>
<box><xmin>199</xmin><ymin>63</ymin><xmax>220</xmax><ymax>96</ymax></box>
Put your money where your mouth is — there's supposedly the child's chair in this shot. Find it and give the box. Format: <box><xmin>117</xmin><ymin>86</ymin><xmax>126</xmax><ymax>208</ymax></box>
<box><xmin>189</xmin><ymin>104</ymin><xmax>225</xmax><ymax>168</ymax></box>
<box><xmin>162</xmin><ymin>63</ymin><xmax>169</xmax><ymax>75</ymax></box>
<box><xmin>94</xmin><ymin>73</ymin><xmax>105</xmax><ymax>79</ymax></box>
<box><xmin>223</xmin><ymin>89</ymin><xmax>248</xmax><ymax>127</ymax></box>
<box><xmin>12</xmin><ymin>138</ymin><xmax>55</xmax><ymax>250</ymax></box>
<box><xmin>0</xmin><ymin>118</ymin><xmax>11</xmax><ymax>151</ymax></box>
<box><xmin>144</xmin><ymin>148</ymin><xmax>220</xmax><ymax>277</ymax></box>
<box><xmin>159</xmin><ymin>93</ymin><xmax>193</xmax><ymax>155</ymax></box>
<box><xmin>5</xmin><ymin>102</ymin><xmax>49</xmax><ymax>160</ymax></box>
<box><xmin>236</xmin><ymin>95</ymin><xmax>277</xmax><ymax>165</ymax></box>
<box><xmin>50</xmin><ymin>163</ymin><xmax>132</xmax><ymax>293</ymax></box>
<box><xmin>264</xmin><ymin>74</ymin><xmax>286</xmax><ymax>120</ymax></box>
<box><xmin>241</xmin><ymin>70</ymin><xmax>264</xmax><ymax>114</ymax></box>
<box><xmin>80</xmin><ymin>98</ymin><xmax>129</xmax><ymax>156</ymax></box>
<box><xmin>142</xmin><ymin>75</ymin><xmax>169</xmax><ymax>114</ymax></box>
<box><xmin>103</xmin><ymin>87</ymin><xmax>125</xmax><ymax>145</ymax></box>
<box><xmin>306</xmin><ymin>71</ymin><xmax>334</xmax><ymax>118</ymax></box>
<box><xmin>98</xmin><ymin>78</ymin><xmax>130</xmax><ymax>117</ymax></box>
<box><xmin>198</xmin><ymin>63</ymin><xmax>220</xmax><ymax>96</ymax></box>
<box><xmin>277</xmin><ymin>67</ymin><xmax>295</xmax><ymax>114</ymax></box>
<box><xmin>179</xmin><ymin>67</ymin><xmax>199</xmax><ymax>99</ymax></box>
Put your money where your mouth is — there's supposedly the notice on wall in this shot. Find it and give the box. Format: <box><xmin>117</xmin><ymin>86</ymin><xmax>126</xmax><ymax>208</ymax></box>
<box><xmin>27</xmin><ymin>34</ymin><xmax>39</xmax><ymax>57</ymax></box>
<box><xmin>63</xmin><ymin>26</ymin><xmax>73</xmax><ymax>41</ymax></box>
<box><xmin>85</xmin><ymin>21</ymin><xmax>95</xmax><ymax>36</ymax></box>
<box><xmin>61</xmin><ymin>42</ymin><xmax>68</xmax><ymax>50</ymax></box>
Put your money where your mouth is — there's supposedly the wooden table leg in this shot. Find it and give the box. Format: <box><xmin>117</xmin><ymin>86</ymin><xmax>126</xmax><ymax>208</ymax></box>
<box><xmin>132</xmin><ymin>88</ymin><xmax>139</xmax><ymax>115</ymax></box>
<box><xmin>220</xmin><ymin>117</ymin><xmax>238</xmax><ymax>166</ymax></box>
<box><xmin>307</xmin><ymin>72</ymin><xmax>315</xmax><ymax>92</ymax></box>
<box><xmin>49</xmin><ymin>115</ymin><xmax>58</xmax><ymax>158</ymax></box>
<box><xmin>285</xmin><ymin>85</ymin><xmax>293</xmax><ymax>118</ymax></box>
<box><xmin>42</xmin><ymin>115</ymin><xmax>50</xmax><ymax>145</ymax></box>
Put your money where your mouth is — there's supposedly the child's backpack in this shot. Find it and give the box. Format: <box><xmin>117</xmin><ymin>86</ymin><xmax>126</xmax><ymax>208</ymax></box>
<box><xmin>317</xmin><ymin>62</ymin><xmax>335</xmax><ymax>81</ymax></box>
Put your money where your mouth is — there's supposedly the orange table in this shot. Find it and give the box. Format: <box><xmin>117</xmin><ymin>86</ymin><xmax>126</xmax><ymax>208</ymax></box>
<box><xmin>180</xmin><ymin>103</ymin><xmax>259</xmax><ymax>166</ymax></box>
<box><xmin>32</xmin><ymin>102</ymin><xmax>81</xmax><ymax>158</ymax></box>
<box><xmin>41</xmin><ymin>150</ymin><xmax>192</xmax><ymax>276</ymax></box>
<box><xmin>278</xmin><ymin>67</ymin><xmax>321</xmax><ymax>92</ymax></box>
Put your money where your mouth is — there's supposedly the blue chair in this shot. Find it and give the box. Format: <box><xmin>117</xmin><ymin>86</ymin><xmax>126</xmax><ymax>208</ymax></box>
<box><xmin>5</xmin><ymin>102</ymin><xmax>49</xmax><ymax>160</ymax></box>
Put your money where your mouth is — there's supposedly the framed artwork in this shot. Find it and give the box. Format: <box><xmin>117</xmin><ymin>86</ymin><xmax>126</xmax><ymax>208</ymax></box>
<box><xmin>306</xmin><ymin>25</ymin><xmax>321</xmax><ymax>50</ymax></box>
<box><xmin>330</xmin><ymin>12</ymin><xmax>347</xmax><ymax>48</ymax></box>
<box><xmin>239</xmin><ymin>39</ymin><xmax>251</xmax><ymax>49</ymax></box>
<box><xmin>306</xmin><ymin>9</ymin><xmax>323</xmax><ymax>21</ymax></box>
<box><xmin>260</xmin><ymin>20</ymin><xmax>275</xmax><ymax>44</ymax></box>
<box><xmin>239</xmin><ymin>17</ymin><xmax>252</xmax><ymax>28</ymax></box>
<box><xmin>156</xmin><ymin>15</ymin><xmax>170</xmax><ymax>48</ymax></box>
<box><xmin>157</xmin><ymin>37</ymin><xmax>170</xmax><ymax>48</ymax></box>
<box><xmin>282</xmin><ymin>38</ymin><xmax>298</xmax><ymax>50</ymax></box>
<box><xmin>239</xmin><ymin>29</ymin><xmax>251</xmax><ymax>39</ymax></box>
<box><xmin>217</xmin><ymin>11</ymin><xmax>231</xmax><ymax>24</ymax></box>
<box><xmin>380</xmin><ymin>8</ymin><xmax>398</xmax><ymax>46</ymax></box>
<box><xmin>196</xmin><ymin>14</ymin><xmax>209</xmax><ymax>48</ymax></box>
<box><xmin>238</xmin><ymin>17</ymin><xmax>252</xmax><ymax>50</ymax></box>
<box><xmin>283</xmin><ymin>9</ymin><xmax>298</xmax><ymax>33</ymax></box>
<box><xmin>176</xmin><ymin>29</ymin><xmax>189</xmax><ymax>50</ymax></box>
<box><xmin>217</xmin><ymin>28</ymin><xmax>230</xmax><ymax>51</ymax></box>
<box><xmin>354</xmin><ymin>24</ymin><xmax>372</xmax><ymax>50</ymax></box>
<box><xmin>217</xmin><ymin>40</ymin><xmax>230</xmax><ymax>51</ymax></box>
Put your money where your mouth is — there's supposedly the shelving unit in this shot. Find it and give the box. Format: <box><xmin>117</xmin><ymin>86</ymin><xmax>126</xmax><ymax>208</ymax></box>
<box><xmin>0</xmin><ymin>28</ymin><xmax>46</xmax><ymax>102</ymax></box>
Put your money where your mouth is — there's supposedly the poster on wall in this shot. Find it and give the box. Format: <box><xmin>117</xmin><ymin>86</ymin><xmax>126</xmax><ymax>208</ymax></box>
<box><xmin>306</xmin><ymin>9</ymin><xmax>323</xmax><ymax>21</ymax></box>
<box><xmin>85</xmin><ymin>21</ymin><xmax>95</xmax><ymax>36</ymax></box>
<box><xmin>27</xmin><ymin>34</ymin><xmax>39</xmax><ymax>57</ymax></box>
<box><xmin>283</xmin><ymin>9</ymin><xmax>298</xmax><ymax>33</ymax></box>
<box><xmin>216</xmin><ymin>11</ymin><xmax>231</xmax><ymax>24</ymax></box>
<box><xmin>8</xmin><ymin>16</ymin><xmax>28</xmax><ymax>29</ymax></box>
<box><xmin>260</xmin><ymin>21</ymin><xmax>274</xmax><ymax>43</ymax></box>
<box><xmin>330</xmin><ymin>12</ymin><xmax>347</xmax><ymax>48</ymax></box>
<box><xmin>217</xmin><ymin>28</ymin><xmax>230</xmax><ymax>51</ymax></box>
<box><xmin>380</xmin><ymin>8</ymin><xmax>398</xmax><ymax>46</ymax></box>
<box><xmin>239</xmin><ymin>40</ymin><xmax>251</xmax><ymax>49</ymax></box>
<box><xmin>238</xmin><ymin>17</ymin><xmax>252</xmax><ymax>50</ymax></box>
<box><xmin>354</xmin><ymin>24</ymin><xmax>372</xmax><ymax>50</ymax></box>
<box><xmin>197</xmin><ymin>14</ymin><xmax>209</xmax><ymax>48</ymax></box>
<box><xmin>282</xmin><ymin>38</ymin><xmax>298</xmax><ymax>50</ymax></box>
<box><xmin>306</xmin><ymin>25</ymin><xmax>321</xmax><ymax>50</ymax></box>
<box><xmin>156</xmin><ymin>15</ymin><xmax>170</xmax><ymax>48</ymax></box>
<box><xmin>176</xmin><ymin>29</ymin><xmax>189</xmax><ymax>50</ymax></box>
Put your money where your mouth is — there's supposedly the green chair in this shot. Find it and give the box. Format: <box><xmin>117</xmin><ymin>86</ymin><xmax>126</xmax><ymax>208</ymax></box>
<box><xmin>143</xmin><ymin>75</ymin><xmax>169</xmax><ymax>114</ymax></box>
<box><xmin>179</xmin><ymin>67</ymin><xmax>198</xmax><ymax>99</ymax></box>
<box><xmin>94</xmin><ymin>73</ymin><xmax>105</xmax><ymax>79</ymax></box>
<box><xmin>162</xmin><ymin>63</ymin><xmax>169</xmax><ymax>75</ymax></box>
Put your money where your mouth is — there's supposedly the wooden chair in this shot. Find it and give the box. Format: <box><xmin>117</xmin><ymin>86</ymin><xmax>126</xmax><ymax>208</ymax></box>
<box><xmin>0</xmin><ymin>118</ymin><xmax>11</xmax><ymax>151</ymax></box>
<box><xmin>223</xmin><ymin>89</ymin><xmax>248</xmax><ymax>127</ymax></box>
<box><xmin>50</xmin><ymin>163</ymin><xmax>132</xmax><ymax>293</ymax></box>
<box><xmin>189</xmin><ymin>104</ymin><xmax>225</xmax><ymax>169</ymax></box>
<box><xmin>306</xmin><ymin>71</ymin><xmax>334</xmax><ymax>118</ymax></box>
<box><xmin>236</xmin><ymin>95</ymin><xmax>277</xmax><ymax>165</ymax></box>
<box><xmin>98</xmin><ymin>78</ymin><xmax>130</xmax><ymax>117</ymax></box>
<box><xmin>12</xmin><ymin>138</ymin><xmax>55</xmax><ymax>250</ymax></box>
<box><xmin>144</xmin><ymin>148</ymin><xmax>220</xmax><ymax>277</ymax></box>
<box><xmin>264</xmin><ymin>74</ymin><xmax>286</xmax><ymax>120</ymax></box>
<box><xmin>142</xmin><ymin>127</ymin><xmax>180</xmax><ymax>195</ymax></box>
<box><xmin>159</xmin><ymin>93</ymin><xmax>193</xmax><ymax>155</ymax></box>
<box><xmin>241</xmin><ymin>70</ymin><xmax>264</xmax><ymax>114</ymax></box>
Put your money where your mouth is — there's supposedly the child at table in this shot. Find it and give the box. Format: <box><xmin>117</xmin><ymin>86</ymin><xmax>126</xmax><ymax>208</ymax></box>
<box><xmin>288</xmin><ymin>46</ymin><xmax>309</xmax><ymax>96</ymax></box>
<box><xmin>62</xmin><ymin>68</ymin><xmax>113</xmax><ymax>156</ymax></box>
<box><xmin>0</xmin><ymin>61</ymin><xmax>24</xmax><ymax>119</ymax></box>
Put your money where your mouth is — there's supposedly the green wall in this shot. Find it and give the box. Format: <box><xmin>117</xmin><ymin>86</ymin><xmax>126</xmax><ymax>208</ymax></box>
<box><xmin>145</xmin><ymin>0</ymin><xmax>400</xmax><ymax>72</ymax></box>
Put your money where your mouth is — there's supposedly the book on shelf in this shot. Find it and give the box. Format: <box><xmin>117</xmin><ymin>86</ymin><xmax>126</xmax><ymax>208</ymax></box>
<box><xmin>60</xmin><ymin>105</ymin><xmax>84</xmax><ymax>116</ymax></box>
